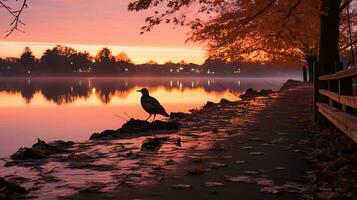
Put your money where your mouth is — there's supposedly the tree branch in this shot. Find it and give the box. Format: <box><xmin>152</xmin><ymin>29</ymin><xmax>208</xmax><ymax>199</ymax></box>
<box><xmin>0</xmin><ymin>0</ymin><xmax>27</xmax><ymax>37</ymax></box>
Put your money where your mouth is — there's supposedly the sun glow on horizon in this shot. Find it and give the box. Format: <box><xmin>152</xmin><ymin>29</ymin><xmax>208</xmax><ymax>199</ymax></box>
<box><xmin>0</xmin><ymin>41</ymin><xmax>206</xmax><ymax>64</ymax></box>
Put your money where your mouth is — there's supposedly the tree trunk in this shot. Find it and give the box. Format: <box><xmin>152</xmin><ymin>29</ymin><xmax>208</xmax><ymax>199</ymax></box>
<box><xmin>314</xmin><ymin>0</ymin><xmax>341</xmax><ymax>124</ymax></box>
<box><xmin>307</xmin><ymin>55</ymin><xmax>316</xmax><ymax>82</ymax></box>
<box><xmin>303</xmin><ymin>66</ymin><xmax>307</xmax><ymax>82</ymax></box>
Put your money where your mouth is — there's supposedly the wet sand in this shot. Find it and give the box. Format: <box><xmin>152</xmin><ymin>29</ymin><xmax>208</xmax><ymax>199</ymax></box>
<box><xmin>56</xmin><ymin>82</ymin><xmax>315</xmax><ymax>200</ymax></box>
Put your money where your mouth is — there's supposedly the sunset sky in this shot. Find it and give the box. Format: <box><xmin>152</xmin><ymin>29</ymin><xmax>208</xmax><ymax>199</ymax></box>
<box><xmin>0</xmin><ymin>0</ymin><xmax>206</xmax><ymax>64</ymax></box>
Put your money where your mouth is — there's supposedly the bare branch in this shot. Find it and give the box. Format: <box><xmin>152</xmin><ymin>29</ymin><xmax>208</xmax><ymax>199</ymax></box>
<box><xmin>0</xmin><ymin>0</ymin><xmax>27</xmax><ymax>37</ymax></box>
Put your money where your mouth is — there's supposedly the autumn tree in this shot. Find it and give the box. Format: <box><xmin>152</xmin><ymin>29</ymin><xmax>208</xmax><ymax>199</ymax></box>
<box><xmin>128</xmin><ymin>0</ymin><xmax>355</xmax><ymax>81</ymax></box>
<box><xmin>94</xmin><ymin>47</ymin><xmax>117</xmax><ymax>74</ymax></box>
<box><xmin>116</xmin><ymin>52</ymin><xmax>133</xmax><ymax>64</ymax></box>
<box><xmin>146</xmin><ymin>60</ymin><xmax>158</xmax><ymax>65</ymax></box>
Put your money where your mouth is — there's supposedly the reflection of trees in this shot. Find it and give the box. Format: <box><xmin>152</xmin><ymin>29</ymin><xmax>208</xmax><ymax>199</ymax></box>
<box><xmin>0</xmin><ymin>78</ymin><xmax>280</xmax><ymax>105</ymax></box>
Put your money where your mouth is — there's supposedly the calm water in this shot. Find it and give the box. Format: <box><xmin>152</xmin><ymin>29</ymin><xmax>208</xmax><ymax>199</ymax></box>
<box><xmin>0</xmin><ymin>77</ymin><xmax>290</xmax><ymax>157</ymax></box>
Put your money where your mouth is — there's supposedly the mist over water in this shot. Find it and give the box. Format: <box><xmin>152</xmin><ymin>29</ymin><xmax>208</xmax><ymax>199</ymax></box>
<box><xmin>0</xmin><ymin>77</ymin><xmax>291</xmax><ymax>157</ymax></box>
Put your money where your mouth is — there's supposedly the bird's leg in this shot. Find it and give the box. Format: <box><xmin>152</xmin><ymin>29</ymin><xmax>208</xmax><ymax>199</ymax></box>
<box><xmin>145</xmin><ymin>114</ymin><xmax>152</xmax><ymax>121</ymax></box>
<box><xmin>153</xmin><ymin>114</ymin><xmax>156</xmax><ymax>122</ymax></box>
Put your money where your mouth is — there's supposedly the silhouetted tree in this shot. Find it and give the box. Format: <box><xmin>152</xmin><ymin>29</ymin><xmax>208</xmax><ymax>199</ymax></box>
<box><xmin>19</xmin><ymin>47</ymin><xmax>36</xmax><ymax>74</ymax></box>
<box><xmin>70</xmin><ymin>51</ymin><xmax>93</xmax><ymax>73</ymax></box>
<box><xmin>94</xmin><ymin>47</ymin><xmax>117</xmax><ymax>74</ymax></box>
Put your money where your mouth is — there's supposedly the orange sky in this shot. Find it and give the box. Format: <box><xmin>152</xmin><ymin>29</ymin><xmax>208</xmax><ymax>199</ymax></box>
<box><xmin>0</xmin><ymin>0</ymin><xmax>206</xmax><ymax>64</ymax></box>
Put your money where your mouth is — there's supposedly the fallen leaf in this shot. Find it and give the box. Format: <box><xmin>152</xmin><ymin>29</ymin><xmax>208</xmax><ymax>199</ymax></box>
<box><xmin>249</xmin><ymin>152</ymin><xmax>264</xmax><ymax>155</ymax></box>
<box><xmin>210</xmin><ymin>143</ymin><xmax>226</xmax><ymax>151</ymax></box>
<box><xmin>249</xmin><ymin>137</ymin><xmax>264</xmax><ymax>142</ymax></box>
<box><xmin>205</xmin><ymin>182</ymin><xmax>225</xmax><ymax>187</ymax></box>
<box><xmin>275</xmin><ymin>167</ymin><xmax>286</xmax><ymax>170</ymax></box>
<box><xmin>210</xmin><ymin>162</ymin><xmax>228</xmax><ymax>169</ymax></box>
<box><xmin>244</xmin><ymin>170</ymin><xmax>259</xmax><ymax>175</ymax></box>
<box><xmin>260</xmin><ymin>186</ymin><xmax>283</xmax><ymax>194</ymax></box>
<box><xmin>317</xmin><ymin>191</ymin><xmax>338</xmax><ymax>199</ymax></box>
<box><xmin>223</xmin><ymin>156</ymin><xmax>233</xmax><ymax>159</ymax></box>
<box><xmin>226</xmin><ymin>175</ymin><xmax>255</xmax><ymax>183</ymax></box>
<box><xmin>256</xmin><ymin>178</ymin><xmax>273</xmax><ymax>186</ymax></box>
<box><xmin>172</xmin><ymin>184</ymin><xmax>192</xmax><ymax>190</ymax></box>
<box><xmin>185</xmin><ymin>167</ymin><xmax>207</xmax><ymax>175</ymax></box>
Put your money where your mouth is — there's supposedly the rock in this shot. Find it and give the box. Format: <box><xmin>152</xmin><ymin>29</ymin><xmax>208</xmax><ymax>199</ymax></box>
<box><xmin>151</xmin><ymin>120</ymin><xmax>180</xmax><ymax>130</ymax></box>
<box><xmin>0</xmin><ymin>177</ymin><xmax>27</xmax><ymax>199</ymax></box>
<box><xmin>240</xmin><ymin>88</ymin><xmax>259</xmax><ymax>99</ymax></box>
<box><xmin>219</xmin><ymin>98</ymin><xmax>233</xmax><ymax>105</ymax></box>
<box><xmin>280</xmin><ymin>79</ymin><xmax>303</xmax><ymax>91</ymax></box>
<box><xmin>121</xmin><ymin>119</ymin><xmax>151</xmax><ymax>131</ymax></box>
<box><xmin>170</xmin><ymin>112</ymin><xmax>190</xmax><ymax>119</ymax></box>
<box><xmin>175</xmin><ymin>138</ymin><xmax>181</xmax><ymax>147</ymax></box>
<box><xmin>203</xmin><ymin>101</ymin><xmax>217</xmax><ymax>109</ymax></box>
<box><xmin>11</xmin><ymin>139</ymin><xmax>66</xmax><ymax>160</ymax></box>
<box><xmin>90</xmin><ymin>119</ymin><xmax>180</xmax><ymax>140</ymax></box>
<box><xmin>90</xmin><ymin>130</ymin><xmax>119</xmax><ymax>140</ymax></box>
<box><xmin>11</xmin><ymin>147</ymin><xmax>45</xmax><ymax>160</ymax></box>
<box><xmin>259</xmin><ymin>89</ymin><xmax>273</xmax><ymax>95</ymax></box>
<box><xmin>240</xmin><ymin>88</ymin><xmax>274</xmax><ymax>99</ymax></box>
<box><xmin>141</xmin><ymin>137</ymin><xmax>169</xmax><ymax>151</ymax></box>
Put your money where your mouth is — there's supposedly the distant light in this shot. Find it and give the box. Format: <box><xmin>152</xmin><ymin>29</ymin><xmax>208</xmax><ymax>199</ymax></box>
<box><xmin>92</xmin><ymin>88</ymin><xmax>96</xmax><ymax>93</ymax></box>
<box><xmin>176</xmin><ymin>69</ymin><xmax>180</xmax><ymax>72</ymax></box>
<box><xmin>27</xmin><ymin>70</ymin><xmax>31</xmax><ymax>74</ymax></box>
<box><xmin>125</xmin><ymin>68</ymin><xmax>129</xmax><ymax>71</ymax></box>
<box><xmin>70</xmin><ymin>62</ymin><xmax>73</xmax><ymax>65</ymax></box>
<box><xmin>179</xmin><ymin>67</ymin><xmax>184</xmax><ymax>70</ymax></box>
<box><xmin>191</xmin><ymin>68</ymin><xmax>195</xmax><ymax>71</ymax></box>
<box><xmin>170</xmin><ymin>69</ymin><xmax>173</xmax><ymax>72</ymax></box>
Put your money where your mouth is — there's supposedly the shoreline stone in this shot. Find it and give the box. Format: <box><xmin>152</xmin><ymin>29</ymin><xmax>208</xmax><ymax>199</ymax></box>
<box><xmin>0</xmin><ymin>177</ymin><xmax>27</xmax><ymax>199</ymax></box>
<box><xmin>90</xmin><ymin>119</ymin><xmax>180</xmax><ymax>140</ymax></box>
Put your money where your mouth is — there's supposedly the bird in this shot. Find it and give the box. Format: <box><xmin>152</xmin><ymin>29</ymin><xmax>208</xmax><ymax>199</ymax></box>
<box><xmin>137</xmin><ymin>88</ymin><xmax>170</xmax><ymax>121</ymax></box>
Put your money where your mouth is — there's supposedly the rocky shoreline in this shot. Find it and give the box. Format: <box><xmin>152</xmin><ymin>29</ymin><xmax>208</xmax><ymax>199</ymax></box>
<box><xmin>1</xmin><ymin>79</ymin><xmax>355</xmax><ymax>200</ymax></box>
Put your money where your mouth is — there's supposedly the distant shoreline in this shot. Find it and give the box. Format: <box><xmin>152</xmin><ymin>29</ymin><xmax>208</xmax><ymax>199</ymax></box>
<box><xmin>0</xmin><ymin>75</ymin><xmax>300</xmax><ymax>79</ymax></box>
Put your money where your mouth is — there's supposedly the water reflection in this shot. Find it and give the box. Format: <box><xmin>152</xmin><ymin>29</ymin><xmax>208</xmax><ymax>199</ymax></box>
<box><xmin>0</xmin><ymin>77</ymin><xmax>285</xmax><ymax>105</ymax></box>
<box><xmin>0</xmin><ymin>77</ymin><xmax>288</xmax><ymax>157</ymax></box>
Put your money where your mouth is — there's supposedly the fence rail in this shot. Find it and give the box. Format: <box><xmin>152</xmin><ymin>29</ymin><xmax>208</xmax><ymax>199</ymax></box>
<box><xmin>318</xmin><ymin>66</ymin><xmax>357</xmax><ymax>143</ymax></box>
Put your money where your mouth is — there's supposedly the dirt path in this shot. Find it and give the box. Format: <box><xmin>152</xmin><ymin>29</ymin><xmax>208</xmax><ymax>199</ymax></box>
<box><xmin>63</xmin><ymin>83</ymin><xmax>314</xmax><ymax>200</ymax></box>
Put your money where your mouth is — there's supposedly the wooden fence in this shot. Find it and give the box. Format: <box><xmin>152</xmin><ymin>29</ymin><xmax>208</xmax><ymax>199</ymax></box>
<box><xmin>317</xmin><ymin>66</ymin><xmax>357</xmax><ymax>143</ymax></box>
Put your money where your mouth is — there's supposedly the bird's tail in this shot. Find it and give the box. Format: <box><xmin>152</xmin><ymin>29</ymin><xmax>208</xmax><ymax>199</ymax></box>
<box><xmin>163</xmin><ymin>111</ymin><xmax>170</xmax><ymax>117</ymax></box>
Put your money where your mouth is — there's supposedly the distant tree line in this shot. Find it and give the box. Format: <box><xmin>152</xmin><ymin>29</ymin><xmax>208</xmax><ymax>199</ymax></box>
<box><xmin>0</xmin><ymin>45</ymin><xmax>300</xmax><ymax>77</ymax></box>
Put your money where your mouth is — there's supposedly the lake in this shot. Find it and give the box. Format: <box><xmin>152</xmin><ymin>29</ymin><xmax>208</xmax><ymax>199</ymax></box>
<box><xmin>0</xmin><ymin>77</ymin><xmax>292</xmax><ymax>157</ymax></box>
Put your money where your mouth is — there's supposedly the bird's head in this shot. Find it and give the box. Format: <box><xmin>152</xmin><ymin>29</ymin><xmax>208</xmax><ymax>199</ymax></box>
<box><xmin>137</xmin><ymin>88</ymin><xmax>149</xmax><ymax>96</ymax></box>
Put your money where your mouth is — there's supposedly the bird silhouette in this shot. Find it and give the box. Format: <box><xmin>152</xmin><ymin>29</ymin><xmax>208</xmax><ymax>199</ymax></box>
<box><xmin>137</xmin><ymin>88</ymin><xmax>170</xmax><ymax>121</ymax></box>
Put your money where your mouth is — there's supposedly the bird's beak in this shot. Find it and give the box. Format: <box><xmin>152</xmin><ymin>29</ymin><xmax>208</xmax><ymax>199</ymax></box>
<box><xmin>136</xmin><ymin>90</ymin><xmax>141</xmax><ymax>92</ymax></box>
